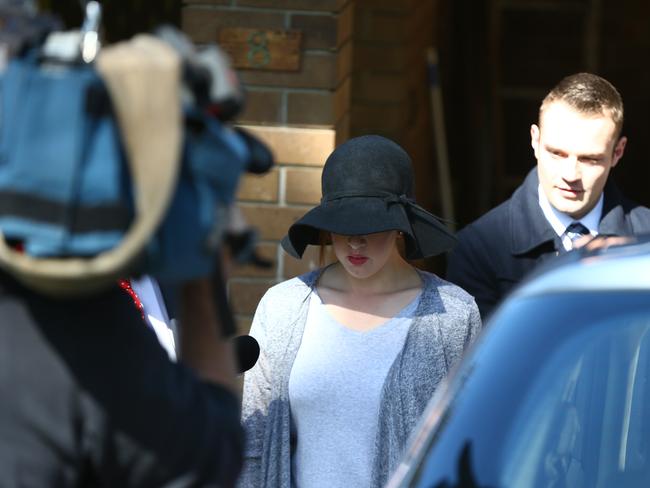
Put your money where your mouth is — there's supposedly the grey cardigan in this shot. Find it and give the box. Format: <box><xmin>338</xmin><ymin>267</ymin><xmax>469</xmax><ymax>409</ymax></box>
<box><xmin>239</xmin><ymin>269</ymin><xmax>481</xmax><ymax>488</ymax></box>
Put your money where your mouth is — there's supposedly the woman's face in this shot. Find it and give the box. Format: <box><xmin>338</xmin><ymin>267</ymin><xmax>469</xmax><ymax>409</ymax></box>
<box><xmin>330</xmin><ymin>231</ymin><xmax>399</xmax><ymax>279</ymax></box>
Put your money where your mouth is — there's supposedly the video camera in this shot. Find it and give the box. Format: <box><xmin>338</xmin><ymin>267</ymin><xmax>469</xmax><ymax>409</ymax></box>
<box><xmin>0</xmin><ymin>3</ymin><xmax>273</xmax><ymax>293</ymax></box>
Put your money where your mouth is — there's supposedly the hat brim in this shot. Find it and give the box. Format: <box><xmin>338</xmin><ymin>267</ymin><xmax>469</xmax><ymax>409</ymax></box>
<box><xmin>281</xmin><ymin>197</ymin><xmax>456</xmax><ymax>260</ymax></box>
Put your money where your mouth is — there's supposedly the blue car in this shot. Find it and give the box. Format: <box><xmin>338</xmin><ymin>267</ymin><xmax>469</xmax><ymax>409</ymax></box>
<box><xmin>388</xmin><ymin>237</ymin><xmax>650</xmax><ymax>488</ymax></box>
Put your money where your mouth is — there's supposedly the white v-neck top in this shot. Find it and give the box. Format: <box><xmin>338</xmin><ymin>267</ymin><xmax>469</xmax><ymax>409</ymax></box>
<box><xmin>288</xmin><ymin>290</ymin><xmax>420</xmax><ymax>488</ymax></box>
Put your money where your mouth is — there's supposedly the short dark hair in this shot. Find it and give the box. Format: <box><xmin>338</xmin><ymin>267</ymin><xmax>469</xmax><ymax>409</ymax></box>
<box><xmin>540</xmin><ymin>73</ymin><xmax>624</xmax><ymax>137</ymax></box>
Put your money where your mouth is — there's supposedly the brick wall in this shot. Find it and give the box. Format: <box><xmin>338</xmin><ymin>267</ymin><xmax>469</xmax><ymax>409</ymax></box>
<box><xmin>349</xmin><ymin>0</ymin><xmax>438</xmax><ymax>211</ymax></box>
<box><xmin>183</xmin><ymin>0</ymin><xmax>352</xmax><ymax>128</ymax></box>
<box><xmin>182</xmin><ymin>0</ymin><xmax>441</xmax><ymax>328</ymax></box>
<box><xmin>182</xmin><ymin>1</ymin><xmax>348</xmax><ymax>328</ymax></box>
<box><xmin>229</xmin><ymin>126</ymin><xmax>336</xmax><ymax>330</ymax></box>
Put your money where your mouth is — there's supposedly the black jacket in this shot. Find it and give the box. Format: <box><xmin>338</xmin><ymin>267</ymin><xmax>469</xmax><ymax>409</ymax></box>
<box><xmin>0</xmin><ymin>272</ymin><xmax>243</xmax><ymax>487</ymax></box>
<box><xmin>446</xmin><ymin>169</ymin><xmax>650</xmax><ymax>319</ymax></box>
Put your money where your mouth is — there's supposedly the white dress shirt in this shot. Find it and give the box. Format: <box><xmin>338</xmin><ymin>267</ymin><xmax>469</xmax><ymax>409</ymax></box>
<box><xmin>538</xmin><ymin>184</ymin><xmax>602</xmax><ymax>251</ymax></box>
<box><xmin>130</xmin><ymin>275</ymin><xmax>177</xmax><ymax>361</ymax></box>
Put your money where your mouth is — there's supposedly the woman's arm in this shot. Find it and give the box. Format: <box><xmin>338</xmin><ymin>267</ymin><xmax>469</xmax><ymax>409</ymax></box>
<box><xmin>238</xmin><ymin>291</ymin><xmax>274</xmax><ymax>488</ymax></box>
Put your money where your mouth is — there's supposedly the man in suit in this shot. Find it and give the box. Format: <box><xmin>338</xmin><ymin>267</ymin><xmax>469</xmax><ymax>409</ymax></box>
<box><xmin>446</xmin><ymin>72</ymin><xmax>650</xmax><ymax>319</ymax></box>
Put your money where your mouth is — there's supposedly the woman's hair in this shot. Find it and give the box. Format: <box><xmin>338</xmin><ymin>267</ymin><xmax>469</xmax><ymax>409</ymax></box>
<box><xmin>318</xmin><ymin>231</ymin><xmax>332</xmax><ymax>268</ymax></box>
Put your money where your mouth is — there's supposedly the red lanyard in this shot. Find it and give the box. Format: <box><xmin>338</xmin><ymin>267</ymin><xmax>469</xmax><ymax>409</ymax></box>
<box><xmin>118</xmin><ymin>279</ymin><xmax>145</xmax><ymax>321</ymax></box>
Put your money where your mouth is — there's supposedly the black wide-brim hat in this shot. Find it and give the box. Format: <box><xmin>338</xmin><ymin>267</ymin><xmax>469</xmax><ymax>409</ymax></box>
<box><xmin>281</xmin><ymin>135</ymin><xmax>456</xmax><ymax>260</ymax></box>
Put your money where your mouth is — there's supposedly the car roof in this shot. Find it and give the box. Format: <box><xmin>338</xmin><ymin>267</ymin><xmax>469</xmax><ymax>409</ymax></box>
<box><xmin>513</xmin><ymin>237</ymin><xmax>650</xmax><ymax>298</ymax></box>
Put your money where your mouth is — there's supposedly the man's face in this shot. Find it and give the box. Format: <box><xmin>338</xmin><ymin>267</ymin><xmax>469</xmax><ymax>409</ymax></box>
<box><xmin>531</xmin><ymin>101</ymin><xmax>626</xmax><ymax>219</ymax></box>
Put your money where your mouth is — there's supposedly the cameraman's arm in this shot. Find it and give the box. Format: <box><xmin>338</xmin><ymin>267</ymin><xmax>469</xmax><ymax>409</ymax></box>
<box><xmin>179</xmin><ymin>278</ymin><xmax>238</xmax><ymax>393</ymax></box>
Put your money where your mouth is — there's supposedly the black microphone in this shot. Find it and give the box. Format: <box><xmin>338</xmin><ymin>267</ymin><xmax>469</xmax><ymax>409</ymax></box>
<box><xmin>232</xmin><ymin>334</ymin><xmax>260</xmax><ymax>374</ymax></box>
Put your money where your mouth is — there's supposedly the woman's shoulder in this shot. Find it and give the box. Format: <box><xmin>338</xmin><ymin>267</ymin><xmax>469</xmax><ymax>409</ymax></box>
<box><xmin>259</xmin><ymin>269</ymin><xmax>320</xmax><ymax>302</ymax></box>
<box><xmin>417</xmin><ymin>270</ymin><xmax>477</xmax><ymax>307</ymax></box>
<box><xmin>415</xmin><ymin>271</ymin><xmax>481</xmax><ymax>339</ymax></box>
<box><xmin>251</xmin><ymin>270</ymin><xmax>320</xmax><ymax>339</ymax></box>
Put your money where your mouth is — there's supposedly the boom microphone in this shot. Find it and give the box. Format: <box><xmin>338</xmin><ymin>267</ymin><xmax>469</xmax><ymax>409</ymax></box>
<box><xmin>233</xmin><ymin>334</ymin><xmax>260</xmax><ymax>374</ymax></box>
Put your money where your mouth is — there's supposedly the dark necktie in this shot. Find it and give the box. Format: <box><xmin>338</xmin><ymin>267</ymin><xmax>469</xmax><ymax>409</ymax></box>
<box><xmin>564</xmin><ymin>222</ymin><xmax>590</xmax><ymax>249</ymax></box>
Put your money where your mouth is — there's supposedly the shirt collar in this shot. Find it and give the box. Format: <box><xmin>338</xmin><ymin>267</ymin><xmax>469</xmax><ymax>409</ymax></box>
<box><xmin>538</xmin><ymin>184</ymin><xmax>603</xmax><ymax>237</ymax></box>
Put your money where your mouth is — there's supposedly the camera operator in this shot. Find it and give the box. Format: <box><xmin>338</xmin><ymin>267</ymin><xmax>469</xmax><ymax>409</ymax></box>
<box><xmin>0</xmin><ymin>4</ymin><xmax>246</xmax><ymax>487</ymax></box>
<box><xmin>0</xmin><ymin>270</ymin><xmax>244</xmax><ymax>487</ymax></box>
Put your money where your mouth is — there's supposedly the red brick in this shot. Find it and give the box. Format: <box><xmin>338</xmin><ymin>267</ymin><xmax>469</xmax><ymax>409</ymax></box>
<box><xmin>350</xmin><ymin>102</ymin><xmax>408</xmax><ymax>132</ymax></box>
<box><xmin>182</xmin><ymin>8</ymin><xmax>285</xmax><ymax>44</ymax></box>
<box><xmin>239</xmin><ymin>52</ymin><xmax>337</xmax><ymax>90</ymax></box>
<box><xmin>228</xmin><ymin>279</ymin><xmax>276</xmax><ymax>315</ymax></box>
<box><xmin>348</xmin><ymin>126</ymin><xmax>400</xmax><ymax>143</ymax></box>
<box><xmin>334</xmin><ymin>76</ymin><xmax>351</xmax><ymax>121</ymax></box>
<box><xmin>290</xmin><ymin>14</ymin><xmax>338</xmax><ymax>50</ymax></box>
<box><xmin>285</xmin><ymin>167</ymin><xmax>322</xmax><ymax>205</ymax></box>
<box><xmin>240</xmin><ymin>204</ymin><xmax>312</xmax><ymax>240</ymax></box>
<box><xmin>184</xmin><ymin>0</ymin><xmax>230</xmax><ymax>4</ymax></box>
<box><xmin>335</xmin><ymin>112</ymin><xmax>350</xmax><ymax>143</ymax></box>
<box><xmin>403</xmin><ymin>125</ymin><xmax>436</xmax><ymax>209</ymax></box>
<box><xmin>236</xmin><ymin>0</ymin><xmax>346</xmax><ymax>11</ymax></box>
<box><xmin>287</xmin><ymin>91</ymin><xmax>335</xmax><ymax>126</ymax></box>
<box><xmin>406</xmin><ymin>4</ymin><xmax>435</xmax><ymax>45</ymax></box>
<box><xmin>237</xmin><ymin>169</ymin><xmax>280</xmax><ymax>202</ymax></box>
<box><xmin>237</xmin><ymin>125</ymin><xmax>336</xmax><ymax>166</ymax></box>
<box><xmin>353</xmin><ymin>43</ymin><xmax>407</xmax><ymax>73</ymax></box>
<box><xmin>336</xmin><ymin>2</ymin><xmax>354</xmax><ymax>46</ymax></box>
<box><xmin>230</xmin><ymin>243</ymin><xmax>278</xmax><ymax>278</ymax></box>
<box><xmin>236</xmin><ymin>89</ymin><xmax>283</xmax><ymax>124</ymax></box>
<box><xmin>336</xmin><ymin>39</ymin><xmax>353</xmax><ymax>84</ymax></box>
<box><xmin>355</xmin><ymin>0</ymin><xmax>420</xmax><ymax>11</ymax></box>
<box><xmin>356</xmin><ymin>8</ymin><xmax>408</xmax><ymax>43</ymax></box>
<box><xmin>352</xmin><ymin>72</ymin><xmax>406</xmax><ymax>103</ymax></box>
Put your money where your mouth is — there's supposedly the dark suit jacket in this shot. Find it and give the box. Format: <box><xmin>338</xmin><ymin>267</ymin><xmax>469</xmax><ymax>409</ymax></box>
<box><xmin>446</xmin><ymin>169</ymin><xmax>650</xmax><ymax>319</ymax></box>
<box><xmin>0</xmin><ymin>272</ymin><xmax>243</xmax><ymax>487</ymax></box>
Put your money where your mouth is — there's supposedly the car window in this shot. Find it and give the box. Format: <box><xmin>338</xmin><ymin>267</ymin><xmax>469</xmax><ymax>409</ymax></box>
<box><xmin>501</xmin><ymin>318</ymin><xmax>650</xmax><ymax>488</ymax></box>
<box><xmin>399</xmin><ymin>292</ymin><xmax>650</xmax><ymax>488</ymax></box>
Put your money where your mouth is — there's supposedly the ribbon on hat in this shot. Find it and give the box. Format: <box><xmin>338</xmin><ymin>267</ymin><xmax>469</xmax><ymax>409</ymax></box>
<box><xmin>312</xmin><ymin>188</ymin><xmax>455</xmax><ymax>260</ymax></box>
<box><xmin>383</xmin><ymin>193</ymin><xmax>419</xmax><ymax>210</ymax></box>
<box><xmin>322</xmin><ymin>190</ymin><xmax>415</xmax><ymax>206</ymax></box>
<box><xmin>321</xmin><ymin>190</ymin><xmax>450</xmax><ymax>225</ymax></box>
<box><xmin>321</xmin><ymin>189</ymin><xmax>435</xmax><ymax>224</ymax></box>
<box><xmin>320</xmin><ymin>189</ymin><xmax>424</xmax><ymax>251</ymax></box>
<box><xmin>383</xmin><ymin>193</ymin><xmax>424</xmax><ymax>256</ymax></box>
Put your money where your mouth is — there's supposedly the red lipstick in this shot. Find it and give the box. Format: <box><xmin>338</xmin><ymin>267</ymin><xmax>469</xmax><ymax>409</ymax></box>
<box><xmin>347</xmin><ymin>256</ymin><xmax>368</xmax><ymax>266</ymax></box>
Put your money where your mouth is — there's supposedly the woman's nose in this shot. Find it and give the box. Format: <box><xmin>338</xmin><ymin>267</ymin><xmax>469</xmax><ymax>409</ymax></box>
<box><xmin>347</xmin><ymin>235</ymin><xmax>366</xmax><ymax>250</ymax></box>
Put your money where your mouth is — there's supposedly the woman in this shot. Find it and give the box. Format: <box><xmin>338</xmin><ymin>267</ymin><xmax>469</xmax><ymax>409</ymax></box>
<box><xmin>239</xmin><ymin>135</ymin><xmax>481</xmax><ymax>488</ymax></box>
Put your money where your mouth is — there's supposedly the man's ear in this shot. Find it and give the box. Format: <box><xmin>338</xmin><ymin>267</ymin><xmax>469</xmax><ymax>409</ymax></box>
<box><xmin>530</xmin><ymin>124</ymin><xmax>540</xmax><ymax>159</ymax></box>
<box><xmin>612</xmin><ymin>136</ymin><xmax>627</xmax><ymax>168</ymax></box>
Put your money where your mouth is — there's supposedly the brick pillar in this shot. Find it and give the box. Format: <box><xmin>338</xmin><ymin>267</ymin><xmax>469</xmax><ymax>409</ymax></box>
<box><xmin>349</xmin><ymin>0</ymin><xmax>438</xmax><ymax>212</ymax></box>
<box><xmin>229</xmin><ymin>126</ymin><xmax>336</xmax><ymax>329</ymax></box>
<box><xmin>182</xmin><ymin>0</ymin><xmax>443</xmax><ymax>329</ymax></box>
<box><xmin>182</xmin><ymin>1</ymin><xmax>350</xmax><ymax>330</ymax></box>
